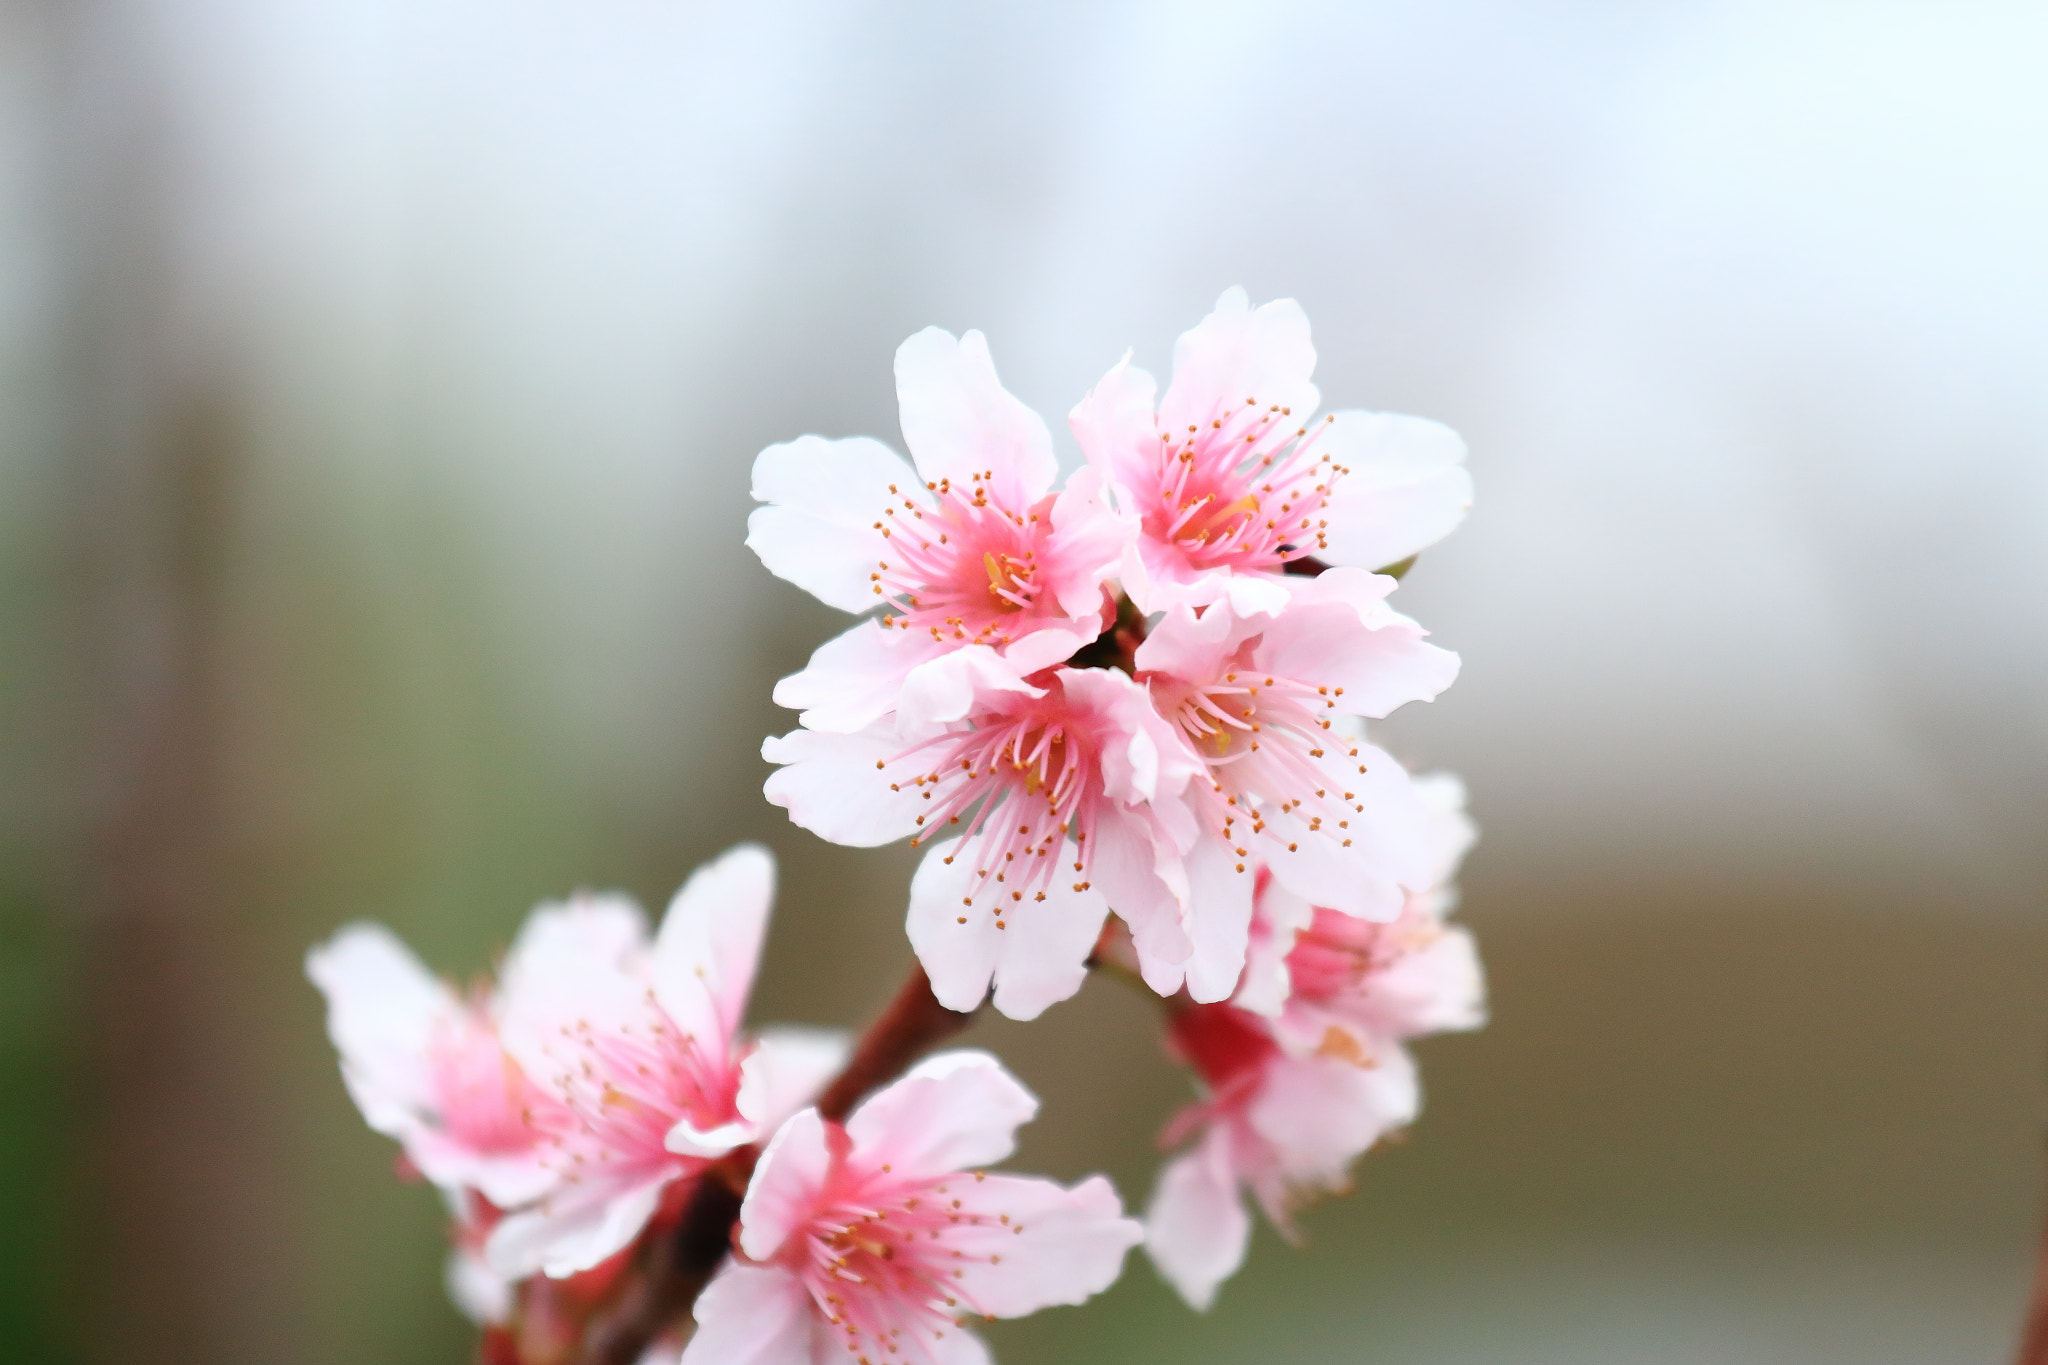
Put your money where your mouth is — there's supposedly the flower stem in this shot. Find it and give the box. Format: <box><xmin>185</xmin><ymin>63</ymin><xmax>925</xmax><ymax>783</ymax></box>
<box><xmin>563</xmin><ymin>961</ymin><xmax>977</xmax><ymax>1365</ymax></box>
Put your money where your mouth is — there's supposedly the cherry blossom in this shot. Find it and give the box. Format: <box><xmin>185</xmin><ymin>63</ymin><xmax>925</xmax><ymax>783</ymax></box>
<box><xmin>681</xmin><ymin>1051</ymin><xmax>1142</xmax><ymax>1365</ymax></box>
<box><xmin>1142</xmin><ymin>774</ymin><xmax>1485</xmax><ymax>1311</ymax></box>
<box><xmin>1132</xmin><ymin>566</ymin><xmax>1459</xmax><ymax>949</ymax></box>
<box><xmin>487</xmin><ymin>846</ymin><xmax>847</xmax><ymax>1280</ymax></box>
<box><xmin>765</xmin><ymin>650</ymin><xmax>1215</xmax><ymax>1020</ymax></box>
<box><xmin>1070</xmin><ymin>287</ymin><xmax>1471</xmax><ymax>613</ymax></box>
<box><xmin>750</xmin><ymin>326</ymin><xmax>1130</xmax><ymax>735</ymax></box>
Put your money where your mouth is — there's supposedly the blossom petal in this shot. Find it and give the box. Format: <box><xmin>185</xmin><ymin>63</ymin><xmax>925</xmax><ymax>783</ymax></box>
<box><xmin>305</xmin><ymin>923</ymin><xmax>451</xmax><ymax>1136</ymax></box>
<box><xmin>894</xmin><ymin>327</ymin><xmax>1057</xmax><ymax>512</ymax></box>
<box><xmin>1255</xmin><ymin>568</ymin><xmax>1460</xmax><ymax>716</ymax></box>
<box><xmin>653</xmin><ymin>843</ymin><xmax>775</xmax><ymax>1046</ymax></box>
<box><xmin>498</xmin><ymin>893</ymin><xmax>650</xmax><ymax>1008</ymax></box>
<box><xmin>1247</xmin><ymin>1047</ymin><xmax>1418</xmax><ymax>1187</ymax></box>
<box><xmin>1259</xmin><ymin>744</ymin><xmax>1430</xmax><ymax>920</ymax></box>
<box><xmin>445</xmin><ymin>1245</ymin><xmax>514</xmax><ymax>1326</ymax></box>
<box><xmin>943</xmin><ymin>1173</ymin><xmax>1143</xmax><ymax>1318</ymax></box>
<box><xmin>772</xmin><ymin>620</ymin><xmax>947</xmax><ymax>735</ymax></box>
<box><xmin>761</xmin><ymin>726</ymin><xmax>929</xmax><ymax>848</ymax></box>
<box><xmin>736</xmin><ymin>1107</ymin><xmax>834</xmax><ymax>1262</ymax></box>
<box><xmin>735</xmin><ymin>1028</ymin><xmax>851</xmax><ymax>1137</ymax></box>
<box><xmin>1042</xmin><ymin>465</ymin><xmax>1133</xmax><ymax>622</ymax></box>
<box><xmin>486</xmin><ymin>1173</ymin><xmax>669</xmax><ymax>1279</ymax></box>
<box><xmin>1144</xmin><ymin>1132</ymin><xmax>1250</xmax><ymax>1312</ymax></box>
<box><xmin>1180</xmin><ymin>838</ymin><xmax>1257</xmax><ymax>1005</ymax></box>
<box><xmin>1315</xmin><ymin>411</ymin><xmax>1472</xmax><ymax>571</ymax></box>
<box><xmin>1068</xmin><ymin>352</ymin><xmax>1160</xmax><ymax>497</ymax></box>
<box><xmin>748</xmin><ymin>435</ymin><xmax>926</xmax><ymax>614</ymax></box>
<box><xmin>680</xmin><ymin>1262</ymin><xmax>822</xmax><ymax>1365</ymax></box>
<box><xmin>907</xmin><ymin>840</ymin><xmax>1108</xmax><ymax>1020</ymax></box>
<box><xmin>895</xmin><ymin>645</ymin><xmax>1043</xmax><ymax>743</ymax></box>
<box><xmin>844</xmin><ymin>1051</ymin><xmax>1037</xmax><ymax>1181</ymax></box>
<box><xmin>1234</xmin><ymin>877</ymin><xmax>1312</xmax><ymax>1018</ymax></box>
<box><xmin>1414</xmin><ymin>771</ymin><xmax>1478</xmax><ymax>898</ymax></box>
<box><xmin>1358</xmin><ymin>926</ymin><xmax>1488</xmax><ymax>1038</ymax></box>
<box><xmin>1159</xmin><ymin>288</ymin><xmax>1320</xmax><ymax>437</ymax></box>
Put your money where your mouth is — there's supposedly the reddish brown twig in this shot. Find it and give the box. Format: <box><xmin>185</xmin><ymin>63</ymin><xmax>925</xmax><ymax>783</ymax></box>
<box><xmin>2018</xmin><ymin>1165</ymin><xmax>2048</xmax><ymax>1365</ymax></box>
<box><xmin>562</xmin><ymin>961</ymin><xmax>976</xmax><ymax>1365</ymax></box>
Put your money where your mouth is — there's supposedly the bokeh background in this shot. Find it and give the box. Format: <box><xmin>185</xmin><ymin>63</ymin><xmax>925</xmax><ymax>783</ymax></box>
<box><xmin>3</xmin><ymin>2</ymin><xmax>2046</xmax><ymax>1362</ymax></box>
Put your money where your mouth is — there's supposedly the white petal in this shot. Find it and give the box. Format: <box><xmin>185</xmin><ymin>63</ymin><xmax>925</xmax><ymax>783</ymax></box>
<box><xmin>499</xmin><ymin>894</ymin><xmax>650</xmax><ymax>1008</ymax></box>
<box><xmin>1247</xmin><ymin>1048</ymin><xmax>1418</xmax><ymax>1186</ymax></box>
<box><xmin>1068</xmin><ymin>352</ymin><xmax>1160</xmax><ymax>494</ymax></box>
<box><xmin>895</xmin><ymin>327</ymin><xmax>1057</xmax><ymax>512</ymax></box>
<box><xmin>843</xmin><ymin>1051</ymin><xmax>1036</xmax><ymax>1180</ymax></box>
<box><xmin>1359</xmin><ymin>927</ymin><xmax>1488</xmax><ymax>1038</ymax></box>
<box><xmin>1143</xmin><ymin>1133</ymin><xmax>1250</xmax><ymax>1312</ymax></box>
<box><xmin>1261</xmin><ymin>745</ymin><xmax>1431</xmax><ymax>919</ymax></box>
<box><xmin>1413</xmin><ymin>771</ymin><xmax>1478</xmax><ymax>898</ymax></box>
<box><xmin>486</xmin><ymin>1174</ymin><xmax>669</xmax><ymax>1280</ymax></box>
<box><xmin>1234</xmin><ymin>878</ymin><xmax>1313</xmax><ymax>1018</ymax></box>
<box><xmin>761</xmin><ymin>726</ymin><xmax>927</xmax><ymax>848</ymax></box>
<box><xmin>943</xmin><ymin>1173</ymin><xmax>1143</xmax><ymax>1318</ymax></box>
<box><xmin>680</xmin><ymin>1263</ymin><xmax>822</xmax><ymax>1365</ymax></box>
<box><xmin>1314</xmin><ymin>411</ymin><xmax>1472</xmax><ymax>571</ymax></box>
<box><xmin>735</xmin><ymin>1027</ymin><xmax>851</xmax><ymax>1135</ymax></box>
<box><xmin>1180</xmin><ymin>838</ymin><xmax>1257</xmax><ymax>1005</ymax></box>
<box><xmin>305</xmin><ymin>923</ymin><xmax>451</xmax><ymax>1137</ymax></box>
<box><xmin>653</xmin><ymin>843</ymin><xmax>775</xmax><ymax>1048</ymax></box>
<box><xmin>894</xmin><ymin>645</ymin><xmax>1043</xmax><ymax>743</ymax></box>
<box><xmin>1159</xmin><ymin>288</ymin><xmax>1320</xmax><ymax>437</ymax></box>
<box><xmin>748</xmin><ymin>434</ymin><xmax>925</xmax><ymax>614</ymax></box>
<box><xmin>772</xmin><ymin>620</ymin><xmax>945</xmax><ymax>734</ymax></box>
<box><xmin>445</xmin><ymin>1245</ymin><xmax>514</xmax><ymax>1326</ymax></box>
<box><xmin>1044</xmin><ymin>465</ymin><xmax>1137</xmax><ymax>622</ymax></box>
<box><xmin>1251</xmin><ymin>570</ymin><xmax>1460</xmax><ymax>717</ymax></box>
<box><xmin>907</xmin><ymin>840</ymin><xmax>1108</xmax><ymax>1021</ymax></box>
<box><xmin>735</xmin><ymin>1107</ymin><xmax>833</xmax><ymax>1262</ymax></box>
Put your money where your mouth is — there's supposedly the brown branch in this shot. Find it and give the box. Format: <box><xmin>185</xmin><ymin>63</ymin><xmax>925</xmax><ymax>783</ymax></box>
<box><xmin>2018</xmin><ymin>1158</ymin><xmax>2048</xmax><ymax>1365</ymax></box>
<box><xmin>566</xmin><ymin>961</ymin><xmax>977</xmax><ymax>1365</ymax></box>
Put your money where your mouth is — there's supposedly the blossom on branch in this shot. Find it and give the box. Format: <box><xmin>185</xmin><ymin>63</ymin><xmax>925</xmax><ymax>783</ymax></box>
<box><xmin>749</xmin><ymin>327</ymin><xmax>1130</xmax><ymax>735</ymax></box>
<box><xmin>682</xmin><ymin>1051</ymin><xmax>1142</xmax><ymax>1365</ymax></box>
<box><xmin>1071</xmin><ymin>287</ymin><xmax>1472</xmax><ymax>612</ymax></box>
<box><xmin>1142</xmin><ymin>773</ymin><xmax>1485</xmax><ymax>1310</ymax></box>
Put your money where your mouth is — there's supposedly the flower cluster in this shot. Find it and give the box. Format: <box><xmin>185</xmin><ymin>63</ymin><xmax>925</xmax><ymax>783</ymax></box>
<box><xmin>309</xmin><ymin>290</ymin><xmax>1485</xmax><ymax>1363</ymax></box>
<box><xmin>756</xmin><ymin>289</ymin><xmax>1470</xmax><ymax>1021</ymax></box>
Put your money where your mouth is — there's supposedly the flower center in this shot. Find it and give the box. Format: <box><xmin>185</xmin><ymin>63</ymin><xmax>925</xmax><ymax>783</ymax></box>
<box><xmin>869</xmin><ymin>472</ymin><xmax>1052</xmax><ymax>647</ymax></box>
<box><xmin>1147</xmin><ymin>399</ymin><xmax>1344</xmax><ymax>572</ymax></box>
<box><xmin>803</xmin><ymin>1179</ymin><xmax>988</xmax><ymax>1363</ymax></box>
<box><xmin>427</xmin><ymin>1008</ymin><xmax>553</xmax><ymax>1155</ymax></box>
<box><xmin>525</xmin><ymin>1000</ymin><xmax>737</xmax><ymax>1176</ymax></box>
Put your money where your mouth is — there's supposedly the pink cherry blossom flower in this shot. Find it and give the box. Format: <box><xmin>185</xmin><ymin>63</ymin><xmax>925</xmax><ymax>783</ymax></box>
<box><xmin>1132</xmin><ymin>566</ymin><xmax>1459</xmax><ymax>941</ymax></box>
<box><xmin>750</xmin><ymin>326</ymin><xmax>1131</xmax><ymax>735</ymax></box>
<box><xmin>681</xmin><ymin>1051</ymin><xmax>1142</xmax><ymax>1365</ymax></box>
<box><xmin>765</xmin><ymin>651</ymin><xmax>1216</xmax><ymax>1020</ymax></box>
<box><xmin>1144</xmin><ymin>775</ymin><xmax>1484</xmax><ymax>1310</ymax></box>
<box><xmin>307</xmin><ymin>910</ymin><xmax>604</xmax><ymax>1210</ymax></box>
<box><xmin>487</xmin><ymin>845</ymin><xmax>847</xmax><ymax>1279</ymax></box>
<box><xmin>1070</xmin><ymin>287</ymin><xmax>1472</xmax><ymax>613</ymax></box>
<box><xmin>1141</xmin><ymin>1001</ymin><xmax>1417</xmax><ymax>1312</ymax></box>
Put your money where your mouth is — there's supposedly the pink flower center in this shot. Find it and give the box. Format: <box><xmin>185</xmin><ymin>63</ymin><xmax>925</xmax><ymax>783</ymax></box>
<box><xmin>900</xmin><ymin>676</ymin><xmax>1105</xmax><ymax>923</ymax></box>
<box><xmin>426</xmin><ymin>1006</ymin><xmax>556</xmax><ymax>1156</ymax></box>
<box><xmin>524</xmin><ymin>995</ymin><xmax>740</xmax><ymax>1180</ymax></box>
<box><xmin>1143</xmin><ymin>401</ymin><xmax>1343</xmax><ymax>573</ymax></box>
<box><xmin>1147</xmin><ymin>654</ymin><xmax>1370</xmax><ymax>872</ymax></box>
<box><xmin>870</xmin><ymin>473</ymin><xmax>1060</xmax><ymax>647</ymax></box>
<box><xmin>797</xmin><ymin>1166</ymin><xmax>1008</xmax><ymax>1365</ymax></box>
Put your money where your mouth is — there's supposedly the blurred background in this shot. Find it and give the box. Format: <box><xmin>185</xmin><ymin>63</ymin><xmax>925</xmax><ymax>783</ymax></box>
<box><xmin>3</xmin><ymin>1</ymin><xmax>2045</xmax><ymax>1361</ymax></box>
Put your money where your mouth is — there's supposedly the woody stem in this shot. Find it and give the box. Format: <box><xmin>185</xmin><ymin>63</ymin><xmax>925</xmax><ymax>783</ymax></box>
<box><xmin>569</xmin><ymin>962</ymin><xmax>977</xmax><ymax>1365</ymax></box>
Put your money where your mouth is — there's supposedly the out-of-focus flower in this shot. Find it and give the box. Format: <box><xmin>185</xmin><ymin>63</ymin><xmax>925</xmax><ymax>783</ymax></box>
<box><xmin>682</xmin><ymin>1051</ymin><xmax>1142</xmax><ymax>1365</ymax></box>
<box><xmin>1071</xmin><ymin>287</ymin><xmax>1471</xmax><ymax>613</ymax></box>
<box><xmin>488</xmin><ymin>845</ymin><xmax>847</xmax><ymax>1279</ymax></box>
<box><xmin>307</xmin><ymin>915</ymin><xmax>581</xmax><ymax>1210</ymax></box>
<box><xmin>750</xmin><ymin>327</ymin><xmax>1130</xmax><ymax>734</ymax></box>
<box><xmin>1143</xmin><ymin>774</ymin><xmax>1484</xmax><ymax>1311</ymax></box>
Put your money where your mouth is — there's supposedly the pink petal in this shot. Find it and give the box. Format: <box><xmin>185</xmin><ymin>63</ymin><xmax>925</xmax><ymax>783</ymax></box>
<box><xmin>1143</xmin><ymin>1132</ymin><xmax>1250</xmax><ymax>1312</ymax></box>
<box><xmin>894</xmin><ymin>327</ymin><xmax>1057</xmax><ymax>513</ymax></box>
<box><xmin>485</xmin><ymin>1173</ymin><xmax>670</xmax><ymax>1280</ymax></box>
<box><xmin>1314</xmin><ymin>411</ymin><xmax>1472</xmax><ymax>571</ymax></box>
<box><xmin>1158</xmin><ymin>289</ymin><xmax>1320</xmax><ymax>439</ymax></box>
<box><xmin>1246</xmin><ymin>1047</ymin><xmax>1418</xmax><ymax>1186</ymax></box>
<box><xmin>761</xmin><ymin>726</ymin><xmax>930</xmax><ymax>848</ymax></box>
<box><xmin>907</xmin><ymin>840</ymin><xmax>1108</xmax><ymax>1021</ymax></box>
<box><xmin>734</xmin><ymin>1028</ymin><xmax>850</xmax><ymax>1138</ymax></box>
<box><xmin>1180</xmin><ymin>838</ymin><xmax>1257</xmax><ymax>1005</ymax></box>
<box><xmin>1258</xmin><ymin>744</ymin><xmax>1430</xmax><ymax>919</ymax></box>
<box><xmin>748</xmin><ymin>434</ymin><xmax>926</xmax><ymax>614</ymax></box>
<box><xmin>1355</xmin><ymin>926</ymin><xmax>1488</xmax><ymax>1038</ymax></box>
<box><xmin>305</xmin><ymin>923</ymin><xmax>449</xmax><ymax>1136</ymax></box>
<box><xmin>1068</xmin><ymin>352</ymin><xmax>1160</xmax><ymax>499</ymax></box>
<box><xmin>680</xmin><ymin>1263</ymin><xmax>823</xmax><ymax>1365</ymax></box>
<box><xmin>735</xmin><ymin>1108</ymin><xmax>833</xmax><ymax>1262</ymax></box>
<box><xmin>1414</xmin><ymin>771</ymin><xmax>1478</xmax><ymax>894</ymax></box>
<box><xmin>1042</xmin><ymin>465</ymin><xmax>1133</xmax><ymax>622</ymax></box>
<box><xmin>843</xmin><ymin>1051</ymin><xmax>1037</xmax><ymax>1180</ymax></box>
<box><xmin>652</xmin><ymin>843</ymin><xmax>775</xmax><ymax>1046</ymax></box>
<box><xmin>894</xmin><ymin>645</ymin><xmax>1043</xmax><ymax>743</ymax></box>
<box><xmin>942</xmin><ymin>1173</ymin><xmax>1143</xmax><ymax>1318</ymax></box>
<box><xmin>772</xmin><ymin>620</ymin><xmax>947</xmax><ymax>735</ymax></box>
<box><xmin>498</xmin><ymin>893</ymin><xmax>649</xmax><ymax>1013</ymax></box>
<box><xmin>1233</xmin><ymin>879</ymin><xmax>1313</xmax><ymax>1019</ymax></box>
